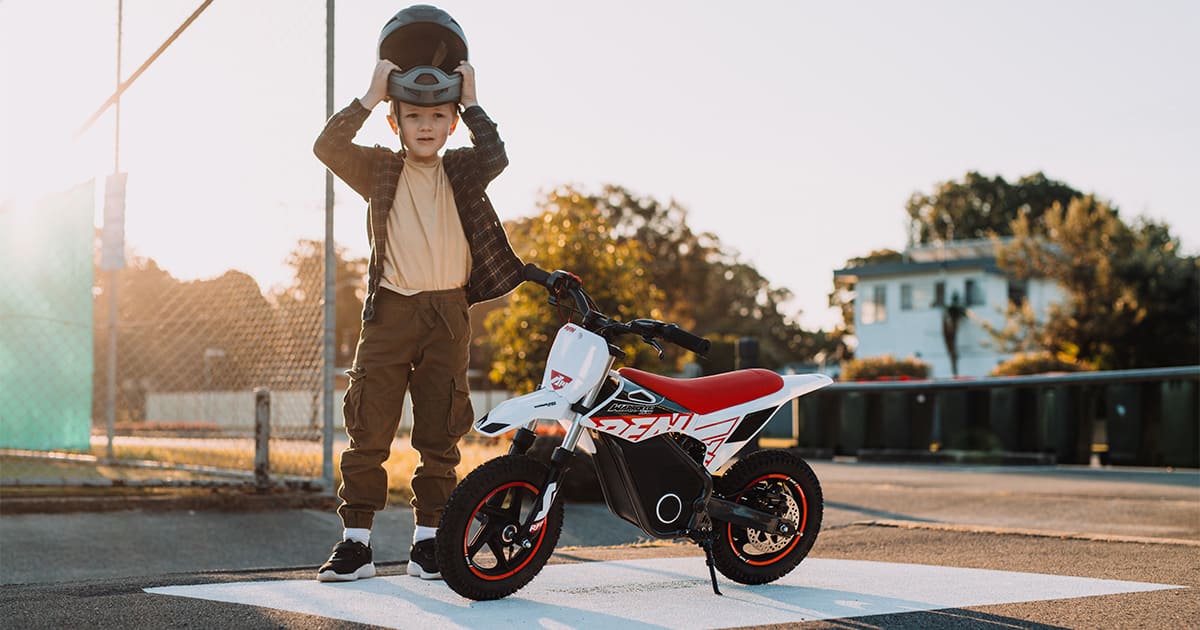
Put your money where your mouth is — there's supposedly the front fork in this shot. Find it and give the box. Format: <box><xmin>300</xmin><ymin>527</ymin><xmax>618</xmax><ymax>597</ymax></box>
<box><xmin>508</xmin><ymin>357</ymin><xmax>615</xmax><ymax>543</ymax></box>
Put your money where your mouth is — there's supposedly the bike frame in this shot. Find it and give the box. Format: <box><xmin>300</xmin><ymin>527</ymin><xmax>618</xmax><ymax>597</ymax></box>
<box><xmin>474</xmin><ymin>321</ymin><xmax>832</xmax><ymax>534</ymax></box>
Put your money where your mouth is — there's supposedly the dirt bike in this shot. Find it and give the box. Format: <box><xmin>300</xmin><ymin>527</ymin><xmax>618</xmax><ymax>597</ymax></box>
<box><xmin>435</xmin><ymin>264</ymin><xmax>833</xmax><ymax>600</ymax></box>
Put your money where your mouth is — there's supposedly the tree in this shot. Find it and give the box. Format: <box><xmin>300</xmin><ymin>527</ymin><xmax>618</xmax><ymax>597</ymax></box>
<box><xmin>486</xmin><ymin>189</ymin><xmax>663</xmax><ymax>393</ymax></box>
<box><xmin>270</xmin><ymin>239</ymin><xmax>368</xmax><ymax>369</ymax></box>
<box><xmin>94</xmin><ymin>256</ymin><xmax>277</xmax><ymax>422</ymax></box>
<box><xmin>994</xmin><ymin>196</ymin><xmax>1199</xmax><ymax>369</ymax></box>
<box><xmin>585</xmin><ymin>185</ymin><xmax>838</xmax><ymax>369</ymax></box>
<box><xmin>486</xmin><ymin>185</ymin><xmax>840</xmax><ymax>390</ymax></box>
<box><xmin>941</xmin><ymin>292</ymin><xmax>967</xmax><ymax>376</ymax></box>
<box><xmin>906</xmin><ymin>171</ymin><xmax>1081</xmax><ymax>244</ymax></box>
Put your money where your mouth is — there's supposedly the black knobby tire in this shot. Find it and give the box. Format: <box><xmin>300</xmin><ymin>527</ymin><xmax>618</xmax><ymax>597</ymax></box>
<box><xmin>711</xmin><ymin>449</ymin><xmax>823</xmax><ymax>584</ymax></box>
<box><xmin>435</xmin><ymin>455</ymin><xmax>564</xmax><ymax>600</ymax></box>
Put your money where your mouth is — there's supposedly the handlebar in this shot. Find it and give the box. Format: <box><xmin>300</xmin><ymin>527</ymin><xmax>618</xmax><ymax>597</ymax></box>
<box><xmin>522</xmin><ymin>263</ymin><xmax>710</xmax><ymax>356</ymax></box>
<box><xmin>661</xmin><ymin>323</ymin><xmax>712</xmax><ymax>355</ymax></box>
<box><xmin>521</xmin><ymin>263</ymin><xmax>552</xmax><ymax>287</ymax></box>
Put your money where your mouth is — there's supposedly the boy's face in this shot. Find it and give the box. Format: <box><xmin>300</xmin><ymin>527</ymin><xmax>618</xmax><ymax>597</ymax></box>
<box><xmin>390</xmin><ymin>101</ymin><xmax>458</xmax><ymax>162</ymax></box>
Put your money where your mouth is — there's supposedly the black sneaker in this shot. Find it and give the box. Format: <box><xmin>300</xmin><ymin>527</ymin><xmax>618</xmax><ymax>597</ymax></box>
<box><xmin>317</xmin><ymin>540</ymin><xmax>375</xmax><ymax>582</ymax></box>
<box><xmin>407</xmin><ymin>538</ymin><xmax>440</xmax><ymax>580</ymax></box>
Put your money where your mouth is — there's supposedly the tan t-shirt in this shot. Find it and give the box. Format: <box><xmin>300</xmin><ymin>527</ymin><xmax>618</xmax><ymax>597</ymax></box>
<box><xmin>381</xmin><ymin>155</ymin><xmax>472</xmax><ymax>295</ymax></box>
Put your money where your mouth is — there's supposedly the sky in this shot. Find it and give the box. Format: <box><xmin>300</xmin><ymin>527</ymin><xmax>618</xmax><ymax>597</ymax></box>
<box><xmin>3</xmin><ymin>0</ymin><xmax>1197</xmax><ymax>330</ymax></box>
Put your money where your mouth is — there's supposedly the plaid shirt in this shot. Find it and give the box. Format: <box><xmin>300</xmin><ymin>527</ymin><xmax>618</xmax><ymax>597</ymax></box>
<box><xmin>314</xmin><ymin>100</ymin><xmax>524</xmax><ymax>321</ymax></box>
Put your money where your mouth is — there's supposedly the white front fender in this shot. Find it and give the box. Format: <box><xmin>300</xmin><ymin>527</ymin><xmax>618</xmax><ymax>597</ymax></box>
<box><xmin>473</xmin><ymin>388</ymin><xmax>573</xmax><ymax>437</ymax></box>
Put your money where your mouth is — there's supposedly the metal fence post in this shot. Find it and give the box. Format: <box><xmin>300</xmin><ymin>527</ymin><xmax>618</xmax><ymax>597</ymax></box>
<box><xmin>321</xmin><ymin>0</ymin><xmax>337</xmax><ymax>495</ymax></box>
<box><xmin>255</xmin><ymin>388</ymin><xmax>270</xmax><ymax>492</ymax></box>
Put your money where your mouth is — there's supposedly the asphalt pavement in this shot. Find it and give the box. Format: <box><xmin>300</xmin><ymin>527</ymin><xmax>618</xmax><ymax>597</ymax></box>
<box><xmin>2</xmin><ymin>461</ymin><xmax>1197</xmax><ymax>628</ymax></box>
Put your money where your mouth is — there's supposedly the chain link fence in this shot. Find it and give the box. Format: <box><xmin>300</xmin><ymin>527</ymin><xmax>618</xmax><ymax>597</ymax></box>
<box><xmin>2</xmin><ymin>0</ymin><xmax>335</xmax><ymax>490</ymax></box>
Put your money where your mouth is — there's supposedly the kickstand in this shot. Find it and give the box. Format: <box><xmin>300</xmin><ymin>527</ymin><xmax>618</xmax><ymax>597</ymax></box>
<box><xmin>700</xmin><ymin>538</ymin><xmax>722</xmax><ymax>596</ymax></box>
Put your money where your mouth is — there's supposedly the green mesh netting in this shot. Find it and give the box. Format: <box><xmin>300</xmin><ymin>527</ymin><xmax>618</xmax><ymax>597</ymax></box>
<box><xmin>0</xmin><ymin>180</ymin><xmax>95</xmax><ymax>451</ymax></box>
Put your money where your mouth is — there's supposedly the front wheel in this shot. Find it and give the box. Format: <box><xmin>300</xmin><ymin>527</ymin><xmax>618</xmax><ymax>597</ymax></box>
<box><xmin>436</xmin><ymin>455</ymin><xmax>564</xmax><ymax>600</ymax></box>
<box><xmin>711</xmin><ymin>449</ymin><xmax>823</xmax><ymax>584</ymax></box>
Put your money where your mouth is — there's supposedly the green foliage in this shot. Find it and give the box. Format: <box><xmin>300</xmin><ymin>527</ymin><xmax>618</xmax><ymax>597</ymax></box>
<box><xmin>990</xmin><ymin>352</ymin><xmax>1091</xmax><ymax>376</ymax></box>
<box><xmin>995</xmin><ymin>196</ymin><xmax>1200</xmax><ymax>370</ymax></box>
<box><xmin>93</xmin><ymin>258</ymin><xmax>279</xmax><ymax>423</ymax></box>
<box><xmin>852</xmin><ymin>169</ymin><xmax>1196</xmax><ymax>372</ymax></box>
<box><xmin>271</xmin><ymin>239</ymin><xmax>368</xmax><ymax>368</ymax></box>
<box><xmin>840</xmin><ymin>355</ymin><xmax>930</xmax><ymax>381</ymax></box>
<box><xmin>485</xmin><ymin>189</ymin><xmax>663</xmax><ymax>393</ymax></box>
<box><xmin>585</xmin><ymin>185</ymin><xmax>840</xmax><ymax>370</ymax></box>
<box><xmin>906</xmin><ymin>171</ymin><xmax>1080</xmax><ymax>244</ymax></box>
<box><xmin>485</xmin><ymin>185</ymin><xmax>839</xmax><ymax>391</ymax></box>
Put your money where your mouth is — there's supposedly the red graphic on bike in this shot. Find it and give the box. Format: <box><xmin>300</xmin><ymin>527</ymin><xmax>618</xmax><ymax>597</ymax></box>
<box><xmin>549</xmin><ymin>370</ymin><xmax>573</xmax><ymax>390</ymax></box>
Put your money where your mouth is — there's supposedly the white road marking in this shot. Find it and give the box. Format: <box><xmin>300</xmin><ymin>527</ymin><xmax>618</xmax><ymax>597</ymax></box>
<box><xmin>145</xmin><ymin>558</ymin><xmax>1184</xmax><ymax>629</ymax></box>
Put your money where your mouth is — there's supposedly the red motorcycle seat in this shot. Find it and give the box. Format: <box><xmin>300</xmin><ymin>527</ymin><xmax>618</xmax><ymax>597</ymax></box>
<box><xmin>617</xmin><ymin>367</ymin><xmax>784</xmax><ymax>415</ymax></box>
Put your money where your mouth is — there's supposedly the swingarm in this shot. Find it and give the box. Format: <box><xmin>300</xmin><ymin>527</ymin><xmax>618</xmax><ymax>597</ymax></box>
<box><xmin>706</xmin><ymin>498</ymin><xmax>799</xmax><ymax>537</ymax></box>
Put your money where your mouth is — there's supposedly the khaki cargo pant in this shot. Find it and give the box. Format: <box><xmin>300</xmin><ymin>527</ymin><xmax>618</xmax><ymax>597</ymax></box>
<box><xmin>337</xmin><ymin>287</ymin><xmax>474</xmax><ymax>529</ymax></box>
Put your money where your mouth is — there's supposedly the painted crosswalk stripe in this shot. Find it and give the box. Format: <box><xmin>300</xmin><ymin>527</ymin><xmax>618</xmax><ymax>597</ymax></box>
<box><xmin>146</xmin><ymin>557</ymin><xmax>1184</xmax><ymax>629</ymax></box>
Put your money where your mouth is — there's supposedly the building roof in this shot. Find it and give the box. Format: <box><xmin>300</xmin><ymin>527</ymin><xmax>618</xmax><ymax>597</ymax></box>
<box><xmin>906</xmin><ymin>238</ymin><xmax>1002</xmax><ymax>262</ymax></box>
<box><xmin>834</xmin><ymin>257</ymin><xmax>1002</xmax><ymax>279</ymax></box>
<box><xmin>835</xmin><ymin>238</ymin><xmax>1011</xmax><ymax>279</ymax></box>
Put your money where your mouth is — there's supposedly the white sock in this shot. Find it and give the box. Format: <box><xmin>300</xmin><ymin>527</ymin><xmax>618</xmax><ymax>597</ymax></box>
<box><xmin>344</xmin><ymin>527</ymin><xmax>371</xmax><ymax>546</ymax></box>
<box><xmin>413</xmin><ymin>525</ymin><xmax>436</xmax><ymax>544</ymax></box>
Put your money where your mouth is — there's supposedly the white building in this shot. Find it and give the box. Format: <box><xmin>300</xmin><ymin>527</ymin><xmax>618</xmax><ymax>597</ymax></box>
<box><xmin>834</xmin><ymin>239</ymin><xmax>1062</xmax><ymax>378</ymax></box>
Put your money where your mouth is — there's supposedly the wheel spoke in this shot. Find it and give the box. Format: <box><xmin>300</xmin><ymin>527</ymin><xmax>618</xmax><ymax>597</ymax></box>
<box><xmin>466</xmin><ymin>523</ymin><xmax>494</xmax><ymax>557</ymax></box>
<box><xmin>467</xmin><ymin>498</ymin><xmax>510</xmax><ymax>559</ymax></box>
<box><xmin>476</xmin><ymin>504</ymin><xmax>510</xmax><ymax>522</ymax></box>
<box><xmin>486</xmin><ymin>534</ymin><xmax>511</xmax><ymax>571</ymax></box>
<box><xmin>485</xmin><ymin>487</ymin><xmax>514</xmax><ymax>511</ymax></box>
<box><xmin>501</xmin><ymin>492</ymin><xmax>526</xmax><ymax>523</ymax></box>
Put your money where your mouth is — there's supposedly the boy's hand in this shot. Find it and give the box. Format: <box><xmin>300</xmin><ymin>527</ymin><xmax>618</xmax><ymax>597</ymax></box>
<box><xmin>361</xmin><ymin>59</ymin><xmax>400</xmax><ymax>111</ymax></box>
<box><xmin>456</xmin><ymin>61</ymin><xmax>478</xmax><ymax>110</ymax></box>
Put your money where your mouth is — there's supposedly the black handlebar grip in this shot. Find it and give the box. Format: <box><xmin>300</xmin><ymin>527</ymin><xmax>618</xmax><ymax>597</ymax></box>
<box><xmin>522</xmin><ymin>263</ymin><xmax>553</xmax><ymax>287</ymax></box>
<box><xmin>662</xmin><ymin>324</ymin><xmax>711</xmax><ymax>356</ymax></box>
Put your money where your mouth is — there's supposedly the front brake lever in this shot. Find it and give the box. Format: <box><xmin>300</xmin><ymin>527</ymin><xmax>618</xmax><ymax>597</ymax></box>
<box><xmin>644</xmin><ymin>337</ymin><xmax>665</xmax><ymax>359</ymax></box>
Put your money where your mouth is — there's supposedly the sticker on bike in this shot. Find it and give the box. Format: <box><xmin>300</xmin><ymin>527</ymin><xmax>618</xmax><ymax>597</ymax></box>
<box><xmin>549</xmin><ymin>370</ymin><xmax>573</xmax><ymax>391</ymax></box>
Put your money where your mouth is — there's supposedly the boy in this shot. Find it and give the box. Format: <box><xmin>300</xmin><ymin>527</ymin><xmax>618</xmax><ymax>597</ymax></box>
<box><xmin>313</xmin><ymin>57</ymin><xmax>523</xmax><ymax>582</ymax></box>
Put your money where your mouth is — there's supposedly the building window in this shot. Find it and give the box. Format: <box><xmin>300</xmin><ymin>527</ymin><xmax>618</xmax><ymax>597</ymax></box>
<box><xmin>862</xmin><ymin>284</ymin><xmax>888</xmax><ymax>324</ymax></box>
<box><xmin>1008</xmin><ymin>279</ymin><xmax>1028</xmax><ymax>306</ymax></box>
<box><xmin>933</xmin><ymin>281</ymin><xmax>946</xmax><ymax>307</ymax></box>
<box><xmin>900</xmin><ymin>284</ymin><xmax>913</xmax><ymax>311</ymax></box>
<box><xmin>965</xmin><ymin>279</ymin><xmax>985</xmax><ymax>306</ymax></box>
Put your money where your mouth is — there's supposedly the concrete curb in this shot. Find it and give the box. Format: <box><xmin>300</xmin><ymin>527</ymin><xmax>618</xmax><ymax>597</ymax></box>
<box><xmin>0</xmin><ymin>491</ymin><xmax>338</xmax><ymax>515</ymax></box>
<box><xmin>855</xmin><ymin>449</ymin><xmax>1057</xmax><ymax>465</ymax></box>
<box><xmin>853</xmin><ymin>518</ymin><xmax>1200</xmax><ymax>547</ymax></box>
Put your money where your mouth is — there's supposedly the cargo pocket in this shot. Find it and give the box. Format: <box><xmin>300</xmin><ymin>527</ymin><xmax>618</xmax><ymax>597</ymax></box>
<box><xmin>447</xmin><ymin>377</ymin><xmax>474</xmax><ymax>439</ymax></box>
<box><xmin>343</xmin><ymin>366</ymin><xmax>367</xmax><ymax>433</ymax></box>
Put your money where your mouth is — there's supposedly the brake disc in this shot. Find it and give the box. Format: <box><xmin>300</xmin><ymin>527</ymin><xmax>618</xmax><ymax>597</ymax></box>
<box><xmin>743</xmin><ymin>482</ymin><xmax>800</xmax><ymax>555</ymax></box>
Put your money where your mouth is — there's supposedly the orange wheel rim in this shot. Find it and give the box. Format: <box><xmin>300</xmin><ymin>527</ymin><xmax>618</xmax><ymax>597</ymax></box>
<box><xmin>463</xmin><ymin>481</ymin><xmax>547</xmax><ymax>581</ymax></box>
<box><xmin>725</xmin><ymin>473</ymin><xmax>806</xmax><ymax>566</ymax></box>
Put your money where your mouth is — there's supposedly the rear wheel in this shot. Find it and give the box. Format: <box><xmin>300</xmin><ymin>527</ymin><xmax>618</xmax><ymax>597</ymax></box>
<box><xmin>436</xmin><ymin>455</ymin><xmax>564</xmax><ymax>600</ymax></box>
<box><xmin>711</xmin><ymin>449</ymin><xmax>822</xmax><ymax>584</ymax></box>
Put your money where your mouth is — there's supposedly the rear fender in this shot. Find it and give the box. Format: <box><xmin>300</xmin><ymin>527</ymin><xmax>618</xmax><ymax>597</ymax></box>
<box><xmin>701</xmin><ymin>373</ymin><xmax>834</xmax><ymax>470</ymax></box>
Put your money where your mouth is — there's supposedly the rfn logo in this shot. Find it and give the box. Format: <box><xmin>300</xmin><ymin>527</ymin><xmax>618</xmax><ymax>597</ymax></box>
<box><xmin>549</xmin><ymin>370</ymin><xmax>573</xmax><ymax>390</ymax></box>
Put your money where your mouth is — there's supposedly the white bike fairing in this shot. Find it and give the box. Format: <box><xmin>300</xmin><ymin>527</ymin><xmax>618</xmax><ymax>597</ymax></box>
<box><xmin>473</xmin><ymin>324</ymin><xmax>609</xmax><ymax>437</ymax></box>
<box><xmin>473</xmin><ymin>323</ymin><xmax>832</xmax><ymax>471</ymax></box>
<box><xmin>584</xmin><ymin>373</ymin><xmax>832</xmax><ymax>472</ymax></box>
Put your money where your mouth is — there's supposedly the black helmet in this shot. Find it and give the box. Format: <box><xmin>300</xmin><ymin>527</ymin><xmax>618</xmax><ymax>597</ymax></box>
<box><xmin>378</xmin><ymin>5</ymin><xmax>468</xmax><ymax>74</ymax></box>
